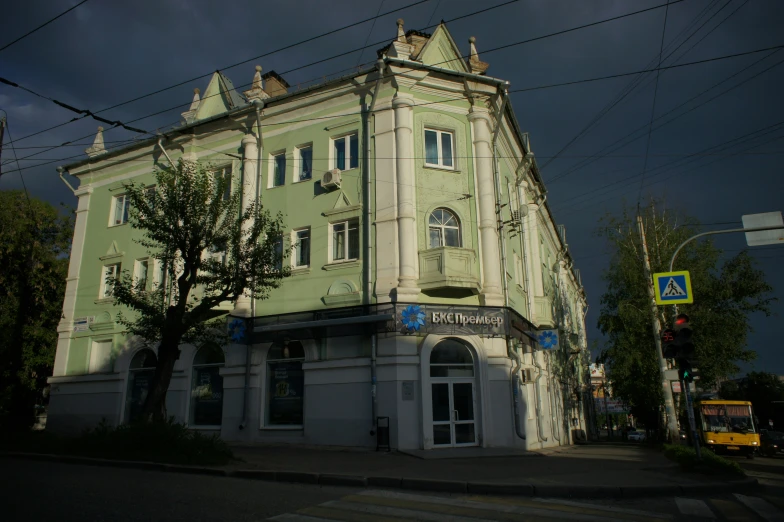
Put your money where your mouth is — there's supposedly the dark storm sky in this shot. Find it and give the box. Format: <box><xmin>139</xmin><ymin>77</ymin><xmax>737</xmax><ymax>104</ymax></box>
<box><xmin>1</xmin><ymin>0</ymin><xmax>782</xmax><ymax>375</ymax></box>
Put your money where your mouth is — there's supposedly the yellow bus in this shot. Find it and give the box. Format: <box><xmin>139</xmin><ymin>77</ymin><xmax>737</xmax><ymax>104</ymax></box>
<box><xmin>697</xmin><ymin>400</ymin><xmax>760</xmax><ymax>457</ymax></box>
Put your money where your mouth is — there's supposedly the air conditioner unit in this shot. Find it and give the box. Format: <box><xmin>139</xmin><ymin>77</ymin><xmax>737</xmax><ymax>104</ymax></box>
<box><xmin>321</xmin><ymin>169</ymin><xmax>342</xmax><ymax>190</ymax></box>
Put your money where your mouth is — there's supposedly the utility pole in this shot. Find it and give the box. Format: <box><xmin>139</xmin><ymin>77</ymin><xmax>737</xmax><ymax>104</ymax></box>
<box><xmin>0</xmin><ymin>116</ymin><xmax>6</xmax><ymax>176</ymax></box>
<box><xmin>637</xmin><ymin>215</ymin><xmax>680</xmax><ymax>442</ymax></box>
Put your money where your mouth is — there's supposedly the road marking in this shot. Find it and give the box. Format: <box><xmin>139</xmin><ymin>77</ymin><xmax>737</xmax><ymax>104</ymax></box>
<box><xmin>734</xmin><ymin>494</ymin><xmax>784</xmax><ymax>522</ymax></box>
<box><xmin>469</xmin><ymin>495</ymin><xmax>671</xmax><ymax>521</ymax></box>
<box><xmin>709</xmin><ymin>499</ymin><xmax>757</xmax><ymax>522</ymax></box>
<box><xmin>319</xmin><ymin>499</ymin><xmax>495</xmax><ymax>522</ymax></box>
<box><xmin>269</xmin><ymin>514</ymin><xmax>332</xmax><ymax>522</ymax></box>
<box><xmin>298</xmin><ymin>505</ymin><xmax>409</xmax><ymax>522</ymax></box>
<box><xmin>674</xmin><ymin>498</ymin><xmax>714</xmax><ymax>518</ymax></box>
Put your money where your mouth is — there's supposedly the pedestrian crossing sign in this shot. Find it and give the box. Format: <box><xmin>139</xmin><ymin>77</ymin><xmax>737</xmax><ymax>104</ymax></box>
<box><xmin>653</xmin><ymin>271</ymin><xmax>693</xmax><ymax>305</ymax></box>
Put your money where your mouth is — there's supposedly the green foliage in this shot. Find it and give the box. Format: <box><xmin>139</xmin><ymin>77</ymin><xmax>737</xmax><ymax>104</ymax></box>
<box><xmin>4</xmin><ymin>418</ymin><xmax>233</xmax><ymax>466</ymax></box>
<box><xmin>597</xmin><ymin>201</ymin><xmax>774</xmax><ymax>426</ymax></box>
<box><xmin>663</xmin><ymin>444</ymin><xmax>745</xmax><ymax>476</ymax></box>
<box><xmin>0</xmin><ymin>190</ymin><xmax>73</xmax><ymax>429</ymax></box>
<box><xmin>720</xmin><ymin>372</ymin><xmax>784</xmax><ymax>427</ymax></box>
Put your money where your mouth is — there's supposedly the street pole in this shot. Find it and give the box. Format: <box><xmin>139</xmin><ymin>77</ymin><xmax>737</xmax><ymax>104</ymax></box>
<box><xmin>0</xmin><ymin>116</ymin><xmax>6</xmax><ymax>177</ymax></box>
<box><xmin>637</xmin><ymin>215</ymin><xmax>680</xmax><ymax>442</ymax></box>
<box><xmin>681</xmin><ymin>377</ymin><xmax>702</xmax><ymax>460</ymax></box>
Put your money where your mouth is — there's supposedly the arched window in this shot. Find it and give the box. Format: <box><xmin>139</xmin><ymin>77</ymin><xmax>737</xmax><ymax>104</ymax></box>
<box><xmin>126</xmin><ymin>349</ymin><xmax>157</xmax><ymax>423</ymax></box>
<box><xmin>191</xmin><ymin>343</ymin><xmax>225</xmax><ymax>426</ymax></box>
<box><xmin>429</xmin><ymin>209</ymin><xmax>461</xmax><ymax>248</ymax></box>
<box><xmin>266</xmin><ymin>341</ymin><xmax>305</xmax><ymax>427</ymax></box>
<box><xmin>430</xmin><ymin>339</ymin><xmax>474</xmax><ymax>377</ymax></box>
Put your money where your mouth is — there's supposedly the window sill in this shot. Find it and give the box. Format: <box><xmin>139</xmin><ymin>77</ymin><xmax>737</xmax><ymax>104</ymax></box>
<box><xmin>260</xmin><ymin>425</ymin><xmax>303</xmax><ymax>431</ymax></box>
<box><xmin>94</xmin><ymin>297</ymin><xmax>116</xmax><ymax>305</ymax></box>
<box><xmin>290</xmin><ymin>266</ymin><xmax>311</xmax><ymax>276</ymax></box>
<box><xmin>108</xmin><ymin>222</ymin><xmax>129</xmax><ymax>228</ymax></box>
<box><xmin>267</xmin><ymin>184</ymin><xmax>285</xmax><ymax>190</ymax></box>
<box><xmin>189</xmin><ymin>425</ymin><xmax>222</xmax><ymax>431</ymax></box>
<box><xmin>334</xmin><ymin>166</ymin><xmax>359</xmax><ymax>174</ymax></box>
<box><xmin>423</xmin><ymin>164</ymin><xmax>459</xmax><ymax>173</ymax></box>
<box><xmin>294</xmin><ymin>177</ymin><xmax>313</xmax><ymax>184</ymax></box>
<box><xmin>323</xmin><ymin>259</ymin><xmax>360</xmax><ymax>271</ymax></box>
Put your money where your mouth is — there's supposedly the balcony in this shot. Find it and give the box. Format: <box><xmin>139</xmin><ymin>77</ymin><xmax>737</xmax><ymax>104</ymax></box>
<box><xmin>534</xmin><ymin>296</ymin><xmax>555</xmax><ymax>327</ymax></box>
<box><xmin>418</xmin><ymin>247</ymin><xmax>480</xmax><ymax>293</ymax></box>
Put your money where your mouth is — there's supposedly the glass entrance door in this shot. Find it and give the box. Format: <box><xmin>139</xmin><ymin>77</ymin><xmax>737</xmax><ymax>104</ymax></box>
<box><xmin>431</xmin><ymin>380</ymin><xmax>477</xmax><ymax>447</ymax></box>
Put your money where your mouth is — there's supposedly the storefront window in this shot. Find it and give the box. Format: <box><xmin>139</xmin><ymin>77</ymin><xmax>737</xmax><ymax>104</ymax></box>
<box><xmin>430</xmin><ymin>339</ymin><xmax>474</xmax><ymax>377</ymax></box>
<box><xmin>191</xmin><ymin>343</ymin><xmax>225</xmax><ymax>426</ymax></box>
<box><xmin>266</xmin><ymin>341</ymin><xmax>305</xmax><ymax>426</ymax></box>
<box><xmin>126</xmin><ymin>349</ymin><xmax>157</xmax><ymax>423</ymax></box>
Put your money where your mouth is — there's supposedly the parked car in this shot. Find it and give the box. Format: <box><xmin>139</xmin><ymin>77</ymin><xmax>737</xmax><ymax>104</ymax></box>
<box><xmin>761</xmin><ymin>431</ymin><xmax>784</xmax><ymax>457</ymax></box>
<box><xmin>628</xmin><ymin>430</ymin><xmax>647</xmax><ymax>442</ymax></box>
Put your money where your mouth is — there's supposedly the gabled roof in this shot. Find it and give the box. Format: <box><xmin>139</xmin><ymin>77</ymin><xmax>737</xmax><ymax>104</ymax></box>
<box><xmin>194</xmin><ymin>71</ymin><xmax>246</xmax><ymax>121</ymax></box>
<box><xmin>416</xmin><ymin>22</ymin><xmax>469</xmax><ymax>73</ymax></box>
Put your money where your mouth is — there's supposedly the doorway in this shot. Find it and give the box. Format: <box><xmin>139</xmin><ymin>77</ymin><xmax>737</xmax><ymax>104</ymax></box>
<box><xmin>429</xmin><ymin>339</ymin><xmax>478</xmax><ymax>447</ymax></box>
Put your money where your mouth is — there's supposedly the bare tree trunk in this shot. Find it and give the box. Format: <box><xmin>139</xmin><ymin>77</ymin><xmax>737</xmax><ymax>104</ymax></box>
<box><xmin>141</xmin><ymin>330</ymin><xmax>181</xmax><ymax>423</ymax></box>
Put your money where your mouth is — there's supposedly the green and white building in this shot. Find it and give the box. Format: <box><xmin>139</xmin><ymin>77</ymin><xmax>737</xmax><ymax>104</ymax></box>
<box><xmin>48</xmin><ymin>20</ymin><xmax>592</xmax><ymax>451</ymax></box>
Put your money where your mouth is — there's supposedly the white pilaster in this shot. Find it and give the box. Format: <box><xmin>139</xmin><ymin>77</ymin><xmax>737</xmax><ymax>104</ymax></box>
<box><xmin>234</xmin><ymin>134</ymin><xmax>259</xmax><ymax>317</ymax></box>
<box><xmin>53</xmin><ymin>186</ymin><xmax>93</xmax><ymax>377</ymax></box>
<box><xmin>526</xmin><ymin>202</ymin><xmax>544</xmax><ymax>297</ymax></box>
<box><xmin>468</xmin><ymin>108</ymin><xmax>503</xmax><ymax>306</ymax></box>
<box><xmin>392</xmin><ymin>93</ymin><xmax>420</xmax><ymax>302</ymax></box>
<box><xmin>373</xmin><ymin>103</ymin><xmax>399</xmax><ymax>303</ymax></box>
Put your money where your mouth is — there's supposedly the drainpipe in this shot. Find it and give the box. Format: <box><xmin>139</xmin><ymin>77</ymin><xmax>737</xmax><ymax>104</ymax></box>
<box><xmin>547</xmin><ymin>351</ymin><xmax>561</xmax><ymax>443</ymax></box>
<box><xmin>489</xmin><ymin>86</ymin><xmax>524</xmax><ymax>442</ymax></box>
<box><xmin>239</xmin><ymin>99</ymin><xmax>265</xmax><ymax>431</ymax></box>
<box><xmin>57</xmin><ymin>166</ymin><xmax>77</xmax><ymax>193</ymax></box>
<box><xmin>157</xmin><ymin>135</ymin><xmax>175</xmax><ymax>167</ymax></box>
<box><xmin>367</xmin><ymin>60</ymin><xmax>384</xmax><ymax>438</ymax></box>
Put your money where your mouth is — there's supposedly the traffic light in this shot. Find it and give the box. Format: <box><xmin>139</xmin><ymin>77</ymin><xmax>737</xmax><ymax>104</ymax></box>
<box><xmin>661</xmin><ymin>328</ymin><xmax>676</xmax><ymax>359</ymax></box>
<box><xmin>673</xmin><ymin>314</ymin><xmax>696</xmax><ymax>382</ymax></box>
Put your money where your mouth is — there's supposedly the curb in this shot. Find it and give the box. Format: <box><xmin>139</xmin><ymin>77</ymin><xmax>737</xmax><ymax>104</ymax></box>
<box><xmin>1</xmin><ymin>451</ymin><xmax>759</xmax><ymax>499</ymax></box>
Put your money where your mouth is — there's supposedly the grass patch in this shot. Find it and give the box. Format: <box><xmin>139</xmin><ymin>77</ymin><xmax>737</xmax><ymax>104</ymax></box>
<box><xmin>663</xmin><ymin>444</ymin><xmax>745</xmax><ymax>477</ymax></box>
<box><xmin>2</xmin><ymin>418</ymin><xmax>233</xmax><ymax>466</ymax></box>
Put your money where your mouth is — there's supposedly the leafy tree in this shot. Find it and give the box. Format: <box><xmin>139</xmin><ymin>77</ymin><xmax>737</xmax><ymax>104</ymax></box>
<box><xmin>0</xmin><ymin>190</ymin><xmax>72</xmax><ymax>429</ymax></box>
<box><xmin>112</xmin><ymin>160</ymin><xmax>288</xmax><ymax>423</ymax></box>
<box><xmin>597</xmin><ymin>201</ymin><xmax>774</xmax><ymax>428</ymax></box>
<box><xmin>719</xmin><ymin>372</ymin><xmax>784</xmax><ymax>429</ymax></box>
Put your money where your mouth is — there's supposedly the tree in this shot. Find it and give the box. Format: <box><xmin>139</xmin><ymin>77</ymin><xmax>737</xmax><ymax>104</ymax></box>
<box><xmin>0</xmin><ymin>190</ymin><xmax>73</xmax><ymax>429</ymax></box>
<box><xmin>112</xmin><ymin>160</ymin><xmax>288</xmax><ymax>422</ymax></box>
<box><xmin>597</xmin><ymin>200</ymin><xmax>774</xmax><ymax>428</ymax></box>
<box><xmin>720</xmin><ymin>372</ymin><xmax>784</xmax><ymax>429</ymax></box>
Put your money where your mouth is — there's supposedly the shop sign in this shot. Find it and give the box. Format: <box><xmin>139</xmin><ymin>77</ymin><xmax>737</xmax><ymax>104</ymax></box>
<box><xmin>398</xmin><ymin>304</ymin><xmax>508</xmax><ymax>337</ymax></box>
<box><xmin>73</xmin><ymin>316</ymin><xmax>95</xmax><ymax>332</ymax></box>
<box><xmin>430</xmin><ymin>311</ymin><xmax>504</xmax><ymax>327</ymax></box>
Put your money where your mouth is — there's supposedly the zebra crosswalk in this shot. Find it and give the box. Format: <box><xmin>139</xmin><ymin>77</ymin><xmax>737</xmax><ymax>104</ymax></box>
<box><xmin>268</xmin><ymin>489</ymin><xmax>784</xmax><ymax>522</ymax></box>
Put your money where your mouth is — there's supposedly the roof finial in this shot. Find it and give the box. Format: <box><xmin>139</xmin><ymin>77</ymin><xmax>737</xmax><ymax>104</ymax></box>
<box><xmin>467</xmin><ymin>36</ymin><xmax>489</xmax><ymax>75</ymax></box>
<box><xmin>252</xmin><ymin>65</ymin><xmax>263</xmax><ymax>90</ymax></box>
<box><xmin>469</xmin><ymin>36</ymin><xmax>479</xmax><ymax>59</ymax></box>
<box><xmin>244</xmin><ymin>64</ymin><xmax>270</xmax><ymax>102</ymax></box>
<box><xmin>396</xmin><ymin>18</ymin><xmax>406</xmax><ymax>42</ymax></box>
<box><xmin>85</xmin><ymin>126</ymin><xmax>106</xmax><ymax>157</ymax></box>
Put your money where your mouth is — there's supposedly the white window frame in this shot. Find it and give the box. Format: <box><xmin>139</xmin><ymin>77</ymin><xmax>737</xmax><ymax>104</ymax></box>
<box><xmin>269</xmin><ymin>151</ymin><xmax>287</xmax><ymax>188</ymax></box>
<box><xmin>133</xmin><ymin>258</ymin><xmax>150</xmax><ymax>292</ymax></box>
<box><xmin>292</xmin><ymin>227</ymin><xmax>311</xmax><ymax>268</ymax></box>
<box><xmin>330</xmin><ymin>132</ymin><xmax>359</xmax><ymax>172</ymax></box>
<box><xmin>100</xmin><ymin>263</ymin><xmax>121</xmax><ymax>298</ymax></box>
<box><xmin>110</xmin><ymin>193</ymin><xmax>130</xmax><ymax>227</ymax></box>
<box><xmin>89</xmin><ymin>339</ymin><xmax>113</xmax><ymax>374</ymax></box>
<box><xmin>294</xmin><ymin>144</ymin><xmax>313</xmax><ymax>182</ymax></box>
<box><xmin>424</xmin><ymin>128</ymin><xmax>455</xmax><ymax>169</ymax></box>
<box><xmin>152</xmin><ymin>259</ymin><xmax>168</xmax><ymax>291</ymax></box>
<box><xmin>211</xmin><ymin>166</ymin><xmax>232</xmax><ymax>201</ymax></box>
<box><xmin>329</xmin><ymin>218</ymin><xmax>359</xmax><ymax>263</ymax></box>
<box><xmin>428</xmin><ymin>208</ymin><xmax>461</xmax><ymax>248</ymax></box>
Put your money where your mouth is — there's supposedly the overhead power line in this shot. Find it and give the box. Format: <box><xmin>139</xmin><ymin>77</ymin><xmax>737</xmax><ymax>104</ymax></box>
<box><xmin>0</xmin><ymin>0</ymin><xmax>91</xmax><ymax>53</ymax></box>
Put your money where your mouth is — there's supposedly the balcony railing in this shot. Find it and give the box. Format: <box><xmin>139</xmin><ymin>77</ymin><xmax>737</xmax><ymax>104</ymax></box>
<box><xmin>418</xmin><ymin>246</ymin><xmax>480</xmax><ymax>293</ymax></box>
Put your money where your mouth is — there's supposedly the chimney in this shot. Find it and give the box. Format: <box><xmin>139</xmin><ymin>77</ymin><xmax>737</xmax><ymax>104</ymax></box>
<box><xmin>262</xmin><ymin>70</ymin><xmax>290</xmax><ymax>97</ymax></box>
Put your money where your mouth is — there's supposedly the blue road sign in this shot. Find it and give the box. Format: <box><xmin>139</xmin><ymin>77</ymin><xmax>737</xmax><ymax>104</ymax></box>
<box><xmin>653</xmin><ymin>271</ymin><xmax>693</xmax><ymax>305</ymax></box>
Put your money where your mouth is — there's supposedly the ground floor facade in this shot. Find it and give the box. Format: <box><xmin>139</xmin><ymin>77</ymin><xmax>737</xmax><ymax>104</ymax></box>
<box><xmin>47</xmin><ymin>303</ymin><xmax>587</xmax><ymax>451</ymax></box>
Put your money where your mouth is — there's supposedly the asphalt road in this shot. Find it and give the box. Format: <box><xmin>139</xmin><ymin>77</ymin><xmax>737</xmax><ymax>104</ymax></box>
<box><xmin>0</xmin><ymin>458</ymin><xmax>355</xmax><ymax>522</ymax></box>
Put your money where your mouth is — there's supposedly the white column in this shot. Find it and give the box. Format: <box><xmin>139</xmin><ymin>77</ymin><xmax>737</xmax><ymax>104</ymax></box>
<box><xmin>234</xmin><ymin>134</ymin><xmax>259</xmax><ymax>317</ymax></box>
<box><xmin>373</xmin><ymin>103</ymin><xmax>399</xmax><ymax>303</ymax></box>
<box><xmin>526</xmin><ymin>201</ymin><xmax>544</xmax><ymax>297</ymax></box>
<box><xmin>53</xmin><ymin>186</ymin><xmax>93</xmax><ymax>377</ymax></box>
<box><xmin>468</xmin><ymin>108</ymin><xmax>503</xmax><ymax>306</ymax></box>
<box><xmin>393</xmin><ymin>93</ymin><xmax>420</xmax><ymax>302</ymax></box>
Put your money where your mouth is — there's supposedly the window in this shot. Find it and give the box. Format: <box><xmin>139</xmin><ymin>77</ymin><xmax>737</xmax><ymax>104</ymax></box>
<box><xmin>293</xmin><ymin>228</ymin><xmax>310</xmax><ymax>268</ymax></box>
<box><xmin>266</xmin><ymin>341</ymin><xmax>305</xmax><ymax>426</ymax></box>
<box><xmin>153</xmin><ymin>259</ymin><xmax>167</xmax><ymax>291</ymax></box>
<box><xmin>212</xmin><ymin>167</ymin><xmax>232</xmax><ymax>201</ymax></box>
<box><xmin>272</xmin><ymin>153</ymin><xmax>286</xmax><ymax>187</ymax></box>
<box><xmin>208</xmin><ymin>239</ymin><xmax>227</xmax><ymax>267</ymax></box>
<box><xmin>126</xmin><ymin>349</ymin><xmax>157</xmax><ymax>423</ymax></box>
<box><xmin>101</xmin><ymin>263</ymin><xmax>121</xmax><ymax>298</ymax></box>
<box><xmin>333</xmin><ymin>133</ymin><xmax>358</xmax><ymax>171</ymax></box>
<box><xmin>89</xmin><ymin>340</ymin><xmax>113</xmax><ymax>374</ymax></box>
<box><xmin>272</xmin><ymin>237</ymin><xmax>284</xmax><ymax>272</ymax></box>
<box><xmin>297</xmin><ymin>146</ymin><xmax>312</xmax><ymax>181</ymax></box>
<box><xmin>133</xmin><ymin>259</ymin><xmax>149</xmax><ymax>291</ymax></box>
<box><xmin>430</xmin><ymin>339</ymin><xmax>474</xmax><ymax>377</ymax></box>
<box><xmin>331</xmin><ymin>219</ymin><xmax>359</xmax><ymax>261</ymax></box>
<box><xmin>111</xmin><ymin>194</ymin><xmax>130</xmax><ymax>226</ymax></box>
<box><xmin>424</xmin><ymin>129</ymin><xmax>454</xmax><ymax>168</ymax></box>
<box><xmin>191</xmin><ymin>343</ymin><xmax>225</xmax><ymax>426</ymax></box>
<box><xmin>428</xmin><ymin>208</ymin><xmax>461</xmax><ymax>248</ymax></box>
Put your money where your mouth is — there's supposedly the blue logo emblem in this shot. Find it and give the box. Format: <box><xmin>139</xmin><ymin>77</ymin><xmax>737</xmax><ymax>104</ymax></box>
<box><xmin>538</xmin><ymin>330</ymin><xmax>558</xmax><ymax>349</ymax></box>
<box><xmin>401</xmin><ymin>305</ymin><xmax>426</xmax><ymax>332</ymax></box>
<box><xmin>228</xmin><ymin>318</ymin><xmax>246</xmax><ymax>343</ymax></box>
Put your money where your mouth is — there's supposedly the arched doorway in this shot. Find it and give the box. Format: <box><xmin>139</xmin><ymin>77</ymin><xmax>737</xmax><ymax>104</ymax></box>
<box><xmin>126</xmin><ymin>349</ymin><xmax>157</xmax><ymax>423</ymax></box>
<box><xmin>190</xmin><ymin>343</ymin><xmax>225</xmax><ymax>427</ymax></box>
<box><xmin>430</xmin><ymin>339</ymin><xmax>478</xmax><ymax>447</ymax></box>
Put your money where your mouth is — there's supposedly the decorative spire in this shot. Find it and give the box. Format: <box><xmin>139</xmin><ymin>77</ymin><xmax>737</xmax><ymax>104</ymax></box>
<box><xmin>188</xmin><ymin>88</ymin><xmax>200</xmax><ymax>111</ymax></box>
<box><xmin>181</xmin><ymin>87</ymin><xmax>202</xmax><ymax>124</ymax></box>
<box><xmin>396</xmin><ymin>18</ymin><xmax>406</xmax><ymax>42</ymax></box>
<box><xmin>252</xmin><ymin>65</ymin><xmax>263</xmax><ymax>90</ymax></box>
<box><xmin>244</xmin><ymin>64</ymin><xmax>270</xmax><ymax>102</ymax></box>
<box><xmin>85</xmin><ymin>126</ymin><xmax>106</xmax><ymax>157</ymax></box>
<box><xmin>467</xmin><ymin>36</ymin><xmax>489</xmax><ymax>74</ymax></box>
<box><xmin>388</xmin><ymin>18</ymin><xmax>415</xmax><ymax>60</ymax></box>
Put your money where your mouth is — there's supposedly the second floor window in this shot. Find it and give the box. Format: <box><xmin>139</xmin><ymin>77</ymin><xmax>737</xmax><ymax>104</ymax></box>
<box><xmin>298</xmin><ymin>146</ymin><xmax>312</xmax><ymax>181</ymax></box>
<box><xmin>134</xmin><ymin>259</ymin><xmax>149</xmax><ymax>291</ymax></box>
<box><xmin>429</xmin><ymin>208</ymin><xmax>460</xmax><ymax>248</ymax></box>
<box><xmin>101</xmin><ymin>263</ymin><xmax>121</xmax><ymax>298</ymax></box>
<box><xmin>213</xmin><ymin>167</ymin><xmax>231</xmax><ymax>201</ymax></box>
<box><xmin>332</xmin><ymin>219</ymin><xmax>359</xmax><ymax>261</ymax></box>
<box><xmin>293</xmin><ymin>228</ymin><xmax>310</xmax><ymax>267</ymax></box>
<box><xmin>424</xmin><ymin>129</ymin><xmax>454</xmax><ymax>168</ymax></box>
<box><xmin>272</xmin><ymin>153</ymin><xmax>286</xmax><ymax>187</ymax></box>
<box><xmin>112</xmin><ymin>194</ymin><xmax>130</xmax><ymax>226</ymax></box>
<box><xmin>333</xmin><ymin>134</ymin><xmax>358</xmax><ymax>171</ymax></box>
